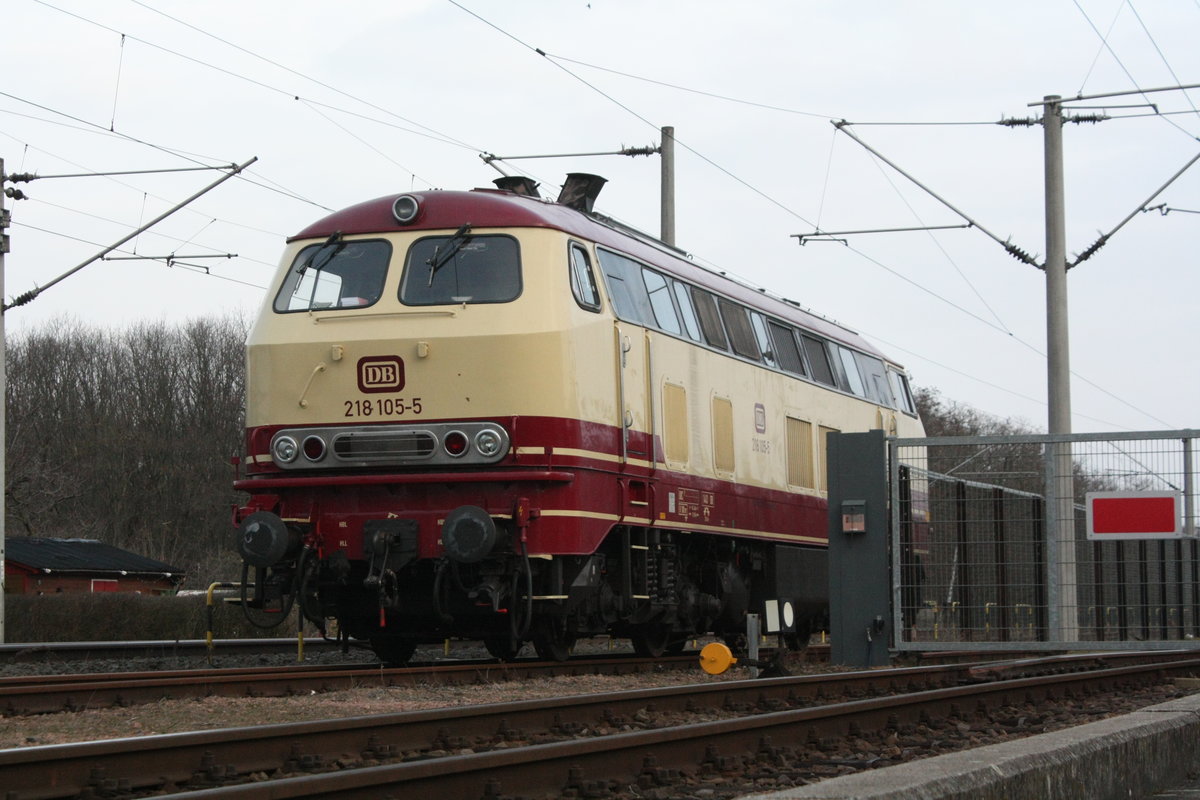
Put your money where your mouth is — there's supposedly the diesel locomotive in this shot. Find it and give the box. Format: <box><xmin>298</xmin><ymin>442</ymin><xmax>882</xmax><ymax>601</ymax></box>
<box><xmin>232</xmin><ymin>174</ymin><xmax>925</xmax><ymax>663</ymax></box>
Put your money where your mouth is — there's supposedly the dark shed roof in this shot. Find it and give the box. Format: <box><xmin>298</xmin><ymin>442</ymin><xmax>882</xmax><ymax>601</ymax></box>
<box><xmin>5</xmin><ymin>538</ymin><xmax>183</xmax><ymax>578</ymax></box>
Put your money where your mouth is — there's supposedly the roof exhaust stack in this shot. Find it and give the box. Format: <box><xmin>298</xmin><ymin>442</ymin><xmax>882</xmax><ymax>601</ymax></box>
<box><xmin>492</xmin><ymin>176</ymin><xmax>541</xmax><ymax>198</ymax></box>
<box><xmin>557</xmin><ymin>173</ymin><xmax>607</xmax><ymax>212</ymax></box>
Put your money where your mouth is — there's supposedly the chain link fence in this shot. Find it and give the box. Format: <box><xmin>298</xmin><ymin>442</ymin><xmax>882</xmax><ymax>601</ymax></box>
<box><xmin>891</xmin><ymin>430</ymin><xmax>1199</xmax><ymax>651</ymax></box>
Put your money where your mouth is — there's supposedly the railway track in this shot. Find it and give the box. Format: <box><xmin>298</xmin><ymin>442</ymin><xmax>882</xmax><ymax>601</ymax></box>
<box><xmin>0</xmin><ymin>638</ymin><xmax>341</xmax><ymax>665</ymax></box>
<box><xmin>0</xmin><ymin>651</ymin><xmax>700</xmax><ymax>715</ymax></box>
<box><xmin>3</xmin><ymin>651</ymin><xmax>1197</xmax><ymax>799</ymax></box>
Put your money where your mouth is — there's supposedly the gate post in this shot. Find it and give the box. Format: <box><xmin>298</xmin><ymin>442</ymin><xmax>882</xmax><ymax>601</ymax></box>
<box><xmin>828</xmin><ymin>430</ymin><xmax>891</xmax><ymax>667</ymax></box>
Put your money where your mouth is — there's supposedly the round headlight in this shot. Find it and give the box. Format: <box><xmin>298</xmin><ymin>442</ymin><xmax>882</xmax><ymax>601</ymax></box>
<box><xmin>302</xmin><ymin>435</ymin><xmax>327</xmax><ymax>462</ymax></box>
<box><xmin>443</xmin><ymin>430</ymin><xmax>469</xmax><ymax>457</ymax></box>
<box><xmin>272</xmin><ymin>435</ymin><xmax>299</xmax><ymax>464</ymax></box>
<box><xmin>392</xmin><ymin>194</ymin><xmax>420</xmax><ymax>224</ymax></box>
<box><xmin>474</xmin><ymin>429</ymin><xmax>504</xmax><ymax>458</ymax></box>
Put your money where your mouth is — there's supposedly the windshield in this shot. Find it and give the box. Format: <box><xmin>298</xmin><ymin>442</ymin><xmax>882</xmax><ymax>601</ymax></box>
<box><xmin>274</xmin><ymin>239</ymin><xmax>391</xmax><ymax>312</ymax></box>
<box><xmin>400</xmin><ymin>234</ymin><xmax>521</xmax><ymax>305</ymax></box>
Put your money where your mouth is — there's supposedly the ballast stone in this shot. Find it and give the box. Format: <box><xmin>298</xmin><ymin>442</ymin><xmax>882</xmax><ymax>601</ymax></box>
<box><xmin>738</xmin><ymin>693</ymin><xmax>1200</xmax><ymax>800</ymax></box>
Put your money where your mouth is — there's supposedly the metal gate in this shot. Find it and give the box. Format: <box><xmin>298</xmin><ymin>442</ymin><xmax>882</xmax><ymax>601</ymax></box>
<box><xmin>883</xmin><ymin>430</ymin><xmax>1200</xmax><ymax>653</ymax></box>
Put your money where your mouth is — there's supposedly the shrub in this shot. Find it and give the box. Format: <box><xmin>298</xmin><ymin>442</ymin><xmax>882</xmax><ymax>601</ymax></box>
<box><xmin>3</xmin><ymin>592</ymin><xmax>316</xmax><ymax>642</ymax></box>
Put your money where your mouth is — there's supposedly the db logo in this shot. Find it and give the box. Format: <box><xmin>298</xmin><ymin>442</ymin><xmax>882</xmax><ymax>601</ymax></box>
<box><xmin>357</xmin><ymin>356</ymin><xmax>405</xmax><ymax>393</ymax></box>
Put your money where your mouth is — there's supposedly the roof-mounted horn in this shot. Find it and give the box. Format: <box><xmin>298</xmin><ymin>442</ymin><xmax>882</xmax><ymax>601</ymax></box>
<box><xmin>556</xmin><ymin>173</ymin><xmax>607</xmax><ymax>212</ymax></box>
<box><xmin>492</xmin><ymin>176</ymin><xmax>541</xmax><ymax>198</ymax></box>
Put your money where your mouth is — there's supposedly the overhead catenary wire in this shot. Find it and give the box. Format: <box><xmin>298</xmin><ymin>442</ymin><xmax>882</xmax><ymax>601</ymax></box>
<box><xmin>858</xmin><ymin>148</ymin><xmax>1015</xmax><ymax>334</ymax></box>
<box><xmin>125</xmin><ymin>0</ymin><xmax>482</xmax><ymax>153</ymax></box>
<box><xmin>0</xmin><ymin>124</ymin><xmax>289</xmax><ymax>249</ymax></box>
<box><xmin>1070</xmin><ymin>0</ymin><xmax>1200</xmax><ymax>141</ymax></box>
<box><xmin>296</xmin><ymin>98</ymin><xmax>432</xmax><ymax>187</ymax></box>
<box><xmin>108</xmin><ymin>33</ymin><xmax>125</xmax><ymax>132</ymax></box>
<box><xmin>857</xmin><ymin>330</ymin><xmax>1135</xmax><ymax>432</ymax></box>
<box><xmin>33</xmin><ymin>0</ymin><xmax>483</xmax><ymax>159</ymax></box>
<box><xmin>832</xmin><ymin>121</ymin><xmax>1040</xmax><ymax>267</ymax></box>
<box><xmin>8</xmin><ymin>164</ymin><xmax>240</xmax><ymax>182</ymax></box>
<box><xmin>542</xmin><ymin>52</ymin><xmax>840</xmax><ymax>121</ymax></box>
<box><xmin>446</xmin><ymin>0</ymin><xmax>1182</xmax><ymax>431</ymax></box>
<box><xmin>8</xmin><ymin>1</ymin><xmax>1191</xmax><ymax>431</ymax></box>
<box><xmin>4</xmin><ymin>157</ymin><xmax>258</xmax><ymax>311</ymax></box>
<box><xmin>1070</xmin><ymin>148</ymin><xmax>1200</xmax><ymax>267</ymax></box>
<box><xmin>1126</xmin><ymin>0</ymin><xmax>1200</xmax><ymax>118</ymax></box>
<box><xmin>1143</xmin><ymin>203</ymin><xmax>1200</xmax><ymax>215</ymax></box>
<box><xmin>13</xmin><ymin>221</ymin><xmax>267</xmax><ymax>291</ymax></box>
<box><xmin>0</xmin><ymin>89</ymin><xmax>330</xmax><ymax>211</ymax></box>
<box><xmin>792</xmin><ymin>224</ymin><xmax>973</xmax><ymax>245</ymax></box>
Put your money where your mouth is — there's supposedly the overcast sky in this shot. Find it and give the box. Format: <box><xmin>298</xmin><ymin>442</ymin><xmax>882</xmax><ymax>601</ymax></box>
<box><xmin>2</xmin><ymin>1</ymin><xmax>1197</xmax><ymax>434</ymax></box>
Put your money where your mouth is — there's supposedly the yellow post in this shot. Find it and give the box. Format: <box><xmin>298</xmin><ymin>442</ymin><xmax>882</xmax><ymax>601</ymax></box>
<box><xmin>205</xmin><ymin>582</ymin><xmax>223</xmax><ymax>666</ymax></box>
<box><xmin>297</xmin><ymin>604</ymin><xmax>305</xmax><ymax>663</ymax></box>
<box><xmin>205</xmin><ymin>581</ymin><xmax>250</xmax><ymax>665</ymax></box>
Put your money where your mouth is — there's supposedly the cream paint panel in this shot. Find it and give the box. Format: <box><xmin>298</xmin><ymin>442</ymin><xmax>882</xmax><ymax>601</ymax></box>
<box><xmin>246</xmin><ymin>228</ymin><xmax>620</xmax><ymax>430</ymax></box>
<box><xmin>651</xmin><ymin>331</ymin><xmax>924</xmax><ymax>494</ymax></box>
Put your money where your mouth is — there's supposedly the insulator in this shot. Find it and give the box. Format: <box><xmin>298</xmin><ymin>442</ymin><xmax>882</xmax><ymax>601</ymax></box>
<box><xmin>1004</xmin><ymin>242</ymin><xmax>1037</xmax><ymax>266</ymax></box>
<box><xmin>7</xmin><ymin>288</ymin><xmax>39</xmax><ymax>308</ymax></box>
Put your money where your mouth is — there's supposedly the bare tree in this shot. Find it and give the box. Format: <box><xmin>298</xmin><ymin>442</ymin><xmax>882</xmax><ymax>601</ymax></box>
<box><xmin>5</xmin><ymin>314</ymin><xmax>248</xmax><ymax>587</ymax></box>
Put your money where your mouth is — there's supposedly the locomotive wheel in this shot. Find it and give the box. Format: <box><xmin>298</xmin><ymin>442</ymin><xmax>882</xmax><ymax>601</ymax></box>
<box><xmin>630</xmin><ymin>624</ymin><xmax>671</xmax><ymax>658</ymax></box>
<box><xmin>483</xmin><ymin>635</ymin><xmax>522</xmax><ymax>661</ymax></box>
<box><xmin>531</xmin><ymin>620</ymin><xmax>575</xmax><ymax>662</ymax></box>
<box><xmin>370</xmin><ymin>636</ymin><xmax>417</xmax><ymax>666</ymax></box>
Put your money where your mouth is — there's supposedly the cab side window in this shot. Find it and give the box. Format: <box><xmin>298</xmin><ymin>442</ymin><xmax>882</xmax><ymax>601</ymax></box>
<box><xmin>598</xmin><ymin>249</ymin><xmax>655</xmax><ymax>325</ymax></box>
<box><xmin>569</xmin><ymin>243</ymin><xmax>601</xmax><ymax>312</ymax></box>
<box><xmin>642</xmin><ymin>268</ymin><xmax>682</xmax><ymax>335</ymax></box>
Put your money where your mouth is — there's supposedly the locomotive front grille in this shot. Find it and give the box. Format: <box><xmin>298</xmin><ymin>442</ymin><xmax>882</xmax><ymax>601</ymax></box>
<box><xmin>333</xmin><ymin>430</ymin><xmax>437</xmax><ymax>460</ymax></box>
<box><xmin>268</xmin><ymin>422</ymin><xmax>511</xmax><ymax>469</ymax></box>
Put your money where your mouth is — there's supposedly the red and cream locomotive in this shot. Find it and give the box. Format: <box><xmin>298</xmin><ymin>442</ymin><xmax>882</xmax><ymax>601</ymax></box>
<box><xmin>233</xmin><ymin>174</ymin><xmax>925</xmax><ymax>663</ymax></box>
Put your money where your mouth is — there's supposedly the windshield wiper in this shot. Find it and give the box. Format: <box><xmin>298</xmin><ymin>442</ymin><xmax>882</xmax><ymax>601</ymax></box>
<box><xmin>426</xmin><ymin>223</ymin><xmax>472</xmax><ymax>286</ymax></box>
<box><xmin>297</xmin><ymin>231</ymin><xmax>345</xmax><ymax>309</ymax></box>
<box><xmin>296</xmin><ymin>231</ymin><xmax>345</xmax><ymax>276</ymax></box>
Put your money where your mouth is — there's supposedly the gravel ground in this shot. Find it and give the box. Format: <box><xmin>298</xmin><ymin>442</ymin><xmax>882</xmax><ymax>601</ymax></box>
<box><xmin>0</xmin><ymin>637</ymin><xmax>770</xmax><ymax>749</ymax></box>
<box><xmin>0</xmin><ymin>635</ymin><xmax>644</xmax><ymax>676</ymax></box>
<box><xmin>1</xmin><ymin>641</ymin><xmax>1194</xmax><ymax>800</ymax></box>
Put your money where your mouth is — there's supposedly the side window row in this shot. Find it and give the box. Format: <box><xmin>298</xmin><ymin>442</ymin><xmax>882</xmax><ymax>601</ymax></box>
<box><xmin>594</xmin><ymin>246</ymin><xmax>917</xmax><ymax>415</ymax></box>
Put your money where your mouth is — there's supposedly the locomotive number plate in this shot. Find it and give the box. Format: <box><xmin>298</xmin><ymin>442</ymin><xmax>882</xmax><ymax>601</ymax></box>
<box><xmin>344</xmin><ymin>396</ymin><xmax>424</xmax><ymax>417</ymax></box>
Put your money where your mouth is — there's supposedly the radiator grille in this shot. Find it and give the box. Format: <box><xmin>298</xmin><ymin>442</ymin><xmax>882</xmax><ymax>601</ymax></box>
<box><xmin>332</xmin><ymin>430</ymin><xmax>436</xmax><ymax>461</ymax></box>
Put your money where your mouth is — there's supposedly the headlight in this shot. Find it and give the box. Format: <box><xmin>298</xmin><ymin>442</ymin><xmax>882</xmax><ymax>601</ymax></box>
<box><xmin>272</xmin><ymin>435</ymin><xmax>299</xmax><ymax>464</ymax></box>
<box><xmin>392</xmin><ymin>194</ymin><xmax>420</xmax><ymax>224</ymax></box>
<box><xmin>302</xmin><ymin>435</ymin><xmax>327</xmax><ymax>462</ymax></box>
<box><xmin>474</xmin><ymin>428</ymin><xmax>504</xmax><ymax>458</ymax></box>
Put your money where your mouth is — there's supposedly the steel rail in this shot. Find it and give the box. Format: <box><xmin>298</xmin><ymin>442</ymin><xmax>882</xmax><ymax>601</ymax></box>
<box><xmin>2</xmin><ymin>652</ymin><xmax>1196</xmax><ymax>800</ymax></box>
<box><xmin>0</xmin><ymin>638</ymin><xmax>342</xmax><ymax>664</ymax></box>
<box><xmin>0</xmin><ymin>652</ymin><xmax>698</xmax><ymax>715</ymax></box>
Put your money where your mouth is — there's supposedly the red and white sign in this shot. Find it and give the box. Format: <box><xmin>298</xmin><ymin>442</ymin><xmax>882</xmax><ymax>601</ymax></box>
<box><xmin>1085</xmin><ymin>491</ymin><xmax>1182</xmax><ymax>540</ymax></box>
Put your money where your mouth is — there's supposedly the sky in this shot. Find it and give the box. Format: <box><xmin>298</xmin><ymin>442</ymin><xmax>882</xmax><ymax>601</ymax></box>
<box><xmin>1</xmin><ymin>0</ymin><xmax>1197</xmax><ymax>435</ymax></box>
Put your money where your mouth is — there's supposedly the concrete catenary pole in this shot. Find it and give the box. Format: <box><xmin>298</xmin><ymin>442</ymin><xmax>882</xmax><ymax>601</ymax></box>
<box><xmin>1044</xmin><ymin>98</ymin><xmax>1072</xmax><ymax>442</ymax></box>
<box><xmin>1043</xmin><ymin>96</ymin><xmax>1078</xmax><ymax>641</ymax></box>
<box><xmin>660</xmin><ymin>126</ymin><xmax>675</xmax><ymax>246</ymax></box>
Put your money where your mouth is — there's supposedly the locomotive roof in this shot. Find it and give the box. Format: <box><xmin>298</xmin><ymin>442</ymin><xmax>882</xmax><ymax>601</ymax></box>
<box><xmin>291</xmin><ymin>188</ymin><xmax>888</xmax><ymax>360</ymax></box>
